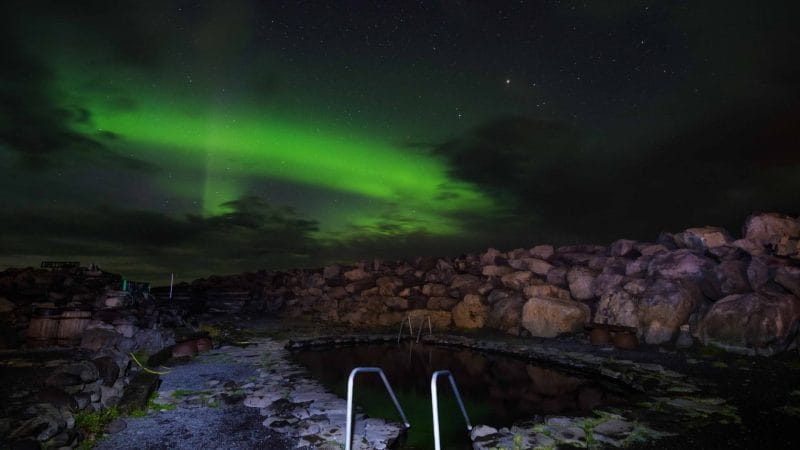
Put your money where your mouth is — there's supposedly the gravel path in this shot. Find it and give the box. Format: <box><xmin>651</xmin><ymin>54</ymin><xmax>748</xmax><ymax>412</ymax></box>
<box><xmin>96</xmin><ymin>349</ymin><xmax>293</xmax><ymax>450</ymax></box>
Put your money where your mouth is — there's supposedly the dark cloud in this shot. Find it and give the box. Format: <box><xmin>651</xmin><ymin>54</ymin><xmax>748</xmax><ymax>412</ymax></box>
<box><xmin>0</xmin><ymin>195</ymin><xmax>321</xmax><ymax>278</ymax></box>
<box><xmin>0</xmin><ymin>26</ymin><xmax>157</xmax><ymax>172</ymax></box>
<box><xmin>436</xmin><ymin>103</ymin><xmax>800</xmax><ymax>243</ymax></box>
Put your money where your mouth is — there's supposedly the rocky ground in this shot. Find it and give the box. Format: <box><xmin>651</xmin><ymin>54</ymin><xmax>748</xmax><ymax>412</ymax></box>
<box><xmin>1</xmin><ymin>212</ymin><xmax>799</xmax><ymax>449</ymax></box>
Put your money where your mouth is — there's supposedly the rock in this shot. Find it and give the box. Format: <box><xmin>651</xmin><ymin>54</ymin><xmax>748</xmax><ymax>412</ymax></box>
<box><xmin>172</xmin><ymin>340</ymin><xmax>198</xmax><ymax>358</ymax></box>
<box><xmin>322</xmin><ymin>265</ymin><xmax>340</xmax><ymax>279</ymax></box>
<box><xmin>376</xmin><ymin>277</ymin><xmax>403</xmax><ymax>296</ymax></box>
<box><xmin>743</xmin><ymin>212</ymin><xmax>800</xmax><ymax>247</ymax></box>
<box><xmin>775</xmin><ymin>266</ymin><xmax>800</xmax><ymax>297</ymax></box>
<box><xmin>696</xmin><ymin>292</ymin><xmax>800</xmax><ymax>356</ymax></box>
<box><xmin>407</xmin><ymin>309</ymin><xmax>452</xmax><ymax>329</ymax></box>
<box><xmin>421</xmin><ymin>283</ymin><xmax>448</xmax><ymax>297</ymax></box>
<box><xmin>732</xmin><ymin>238</ymin><xmax>767</xmax><ymax>256</ymax></box>
<box><xmin>594</xmin><ymin>290</ymin><xmax>639</xmax><ymax>329</ymax></box>
<box><xmin>747</xmin><ymin>255</ymin><xmax>785</xmax><ymax>291</ymax></box>
<box><xmin>482</xmin><ymin>265</ymin><xmax>514</xmax><ymax>277</ymax></box>
<box><xmin>106</xmin><ymin>418</ymin><xmax>127</xmax><ymax>433</ymax></box>
<box><xmin>593</xmin><ymin>273</ymin><xmax>626</xmax><ymax>297</ymax></box>
<box><xmin>500</xmin><ymin>271</ymin><xmax>533</xmax><ymax>290</ymax></box>
<box><xmin>343</xmin><ymin>268</ymin><xmax>370</xmax><ymax>282</ymax></box>
<box><xmin>9</xmin><ymin>403</ymin><xmax>65</xmax><ymax>442</ymax></box>
<box><xmin>567</xmin><ymin>267</ymin><xmax>596</xmax><ymax>300</ymax></box>
<box><xmin>775</xmin><ymin>236</ymin><xmax>800</xmax><ymax>258</ymax></box>
<box><xmin>675</xmin><ymin>324</ymin><xmax>693</xmax><ymax>349</ymax></box>
<box><xmin>715</xmin><ymin>260</ymin><xmax>752</xmax><ymax>295</ymax></box>
<box><xmin>196</xmin><ymin>337</ymin><xmax>213</xmax><ymax>352</ymax></box>
<box><xmin>80</xmin><ymin>328</ymin><xmax>121</xmax><ymax>352</ymax></box>
<box><xmin>384</xmin><ymin>296</ymin><xmax>408</xmax><ymax>311</ymax></box>
<box><xmin>521</xmin><ymin>296</ymin><xmax>590</xmax><ymax>337</ymax></box>
<box><xmin>679</xmin><ymin>227</ymin><xmax>732</xmax><ymax>251</ymax></box>
<box><xmin>636</xmin><ymin>243</ymin><xmax>666</xmax><ymax>256</ymax></box>
<box><xmin>530</xmin><ymin>245</ymin><xmax>555</xmax><ymax>260</ymax></box>
<box><xmin>526</xmin><ymin>258</ymin><xmax>554</xmax><ymax>276</ymax></box>
<box><xmin>488</xmin><ymin>294</ymin><xmax>526</xmax><ymax>334</ymax></box>
<box><xmin>101</xmin><ymin>385</ymin><xmax>121</xmax><ymax>407</ymax></box>
<box><xmin>56</xmin><ymin>361</ymin><xmax>99</xmax><ymax>383</ymax></box>
<box><xmin>623</xmin><ymin>279</ymin><xmax>647</xmax><ymax>295</ymax></box>
<box><xmin>639</xmin><ymin>278</ymin><xmax>704</xmax><ymax>344</ymax></box>
<box><xmin>452</xmin><ymin>294</ymin><xmax>489</xmax><ymax>329</ymax></box>
<box><xmin>45</xmin><ymin>372</ymin><xmax>82</xmax><ymax>388</ymax></box>
<box><xmin>647</xmin><ymin>249</ymin><xmax>715</xmax><ymax>282</ymax></box>
<box><xmin>481</xmin><ymin>248</ymin><xmax>504</xmax><ymax>265</ymax></box>
<box><xmin>625</xmin><ymin>256</ymin><xmax>650</xmax><ymax>277</ymax></box>
<box><xmin>0</xmin><ymin>296</ymin><xmax>15</xmax><ymax>313</ymax></box>
<box><xmin>471</xmin><ymin>425</ymin><xmax>498</xmax><ymax>439</ymax></box>
<box><xmin>426</xmin><ymin>296</ymin><xmax>458</xmax><ymax>311</ymax></box>
<box><xmin>546</xmin><ymin>266</ymin><xmax>568</xmax><ymax>287</ymax></box>
<box><xmin>117</xmin><ymin>371</ymin><xmax>160</xmax><ymax>414</ymax></box>
<box><xmin>523</xmin><ymin>284</ymin><xmax>571</xmax><ymax>301</ymax></box>
<box><xmin>610</xmin><ymin>239</ymin><xmax>638</xmax><ymax>257</ymax></box>
<box><xmin>450</xmin><ymin>274</ymin><xmax>482</xmax><ymax>295</ymax></box>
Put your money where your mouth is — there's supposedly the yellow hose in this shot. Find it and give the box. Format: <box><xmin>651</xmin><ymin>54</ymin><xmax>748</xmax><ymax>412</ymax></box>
<box><xmin>129</xmin><ymin>352</ymin><xmax>171</xmax><ymax>375</ymax></box>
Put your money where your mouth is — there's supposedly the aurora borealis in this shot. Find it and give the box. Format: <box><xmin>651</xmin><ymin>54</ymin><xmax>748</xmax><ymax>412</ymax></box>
<box><xmin>2</xmin><ymin>1</ymin><xmax>799</xmax><ymax>281</ymax></box>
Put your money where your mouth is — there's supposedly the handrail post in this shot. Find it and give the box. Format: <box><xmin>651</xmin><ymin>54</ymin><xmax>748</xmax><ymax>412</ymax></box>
<box><xmin>397</xmin><ymin>315</ymin><xmax>414</xmax><ymax>344</ymax></box>
<box><xmin>345</xmin><ymin>367</ymin><xmax>410</xmax><ymax>450</ymax></box>
<box><xmin>431</xmin><ymin>370</ymin><xmax>472</xmax><ymax>450</ymax></box>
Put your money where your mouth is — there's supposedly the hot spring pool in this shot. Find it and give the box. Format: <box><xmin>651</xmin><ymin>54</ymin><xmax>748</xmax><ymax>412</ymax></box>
<box><xmin>291</xmin><ymin>342</ymin><xmax>632</xmax><ymax>449</ymax></box>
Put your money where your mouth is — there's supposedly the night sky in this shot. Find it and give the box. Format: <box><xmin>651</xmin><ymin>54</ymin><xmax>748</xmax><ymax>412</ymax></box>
<box><xmin>1</xmin><ymin>1</ymin><xmax>798</xmax><ymax>282</ymax></box>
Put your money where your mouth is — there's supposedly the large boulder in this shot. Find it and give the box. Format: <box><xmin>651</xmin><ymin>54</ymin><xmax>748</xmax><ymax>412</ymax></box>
<box><xmin>594</xmin><ymin>290</ymin><xmax>639</xmax><ymax>329</ymax></box>
<box><xmin>488</xmin><ymin>294</ymin><xmax>526</xmax><ymax>335</ymax></box>
<box><xmin>452</xmin><ymin>294</ymin><xmax>489</xmax><ymax>329</ymax></box>
<box><xmin>775</xmin><ymin>266</ymin><xmax>800</xmax><ymax>297</ymax></box>
<box><xmin>567</xmin><ymin>267</ymin><xmax>596</xmax><ymax>300</ymax></box>
<box><xmin>743</xmin><ymin>213</ymin><xmax>800</xmax><ymax>247</ymax></box>
<box><xmin>695</xmin><ymin>293</ymin><xmax>800</xmax><ymax>356</ymax></box>
<box><xmin>647</xmin><ymin>249</ymin><xmax>715</xmax><ymax>281</ymax></box>
<box><xmin>521</xmin><ymin>296</ymin><xmax>590</xmax><ymax>338</ymax></box>
<box><xmin>714</xmin><ymin>260</ymin><xmax>752</xmax><ymax>295</ymax></box>
<box><xmin>638</xmin><ymin>278</ymin><xmax>704</xmax><ymax>344</ymax></box>
<box><xmin>677</xmin><ymin>227</ymin><xmax>732</xmax><ymax>251</ymax></box>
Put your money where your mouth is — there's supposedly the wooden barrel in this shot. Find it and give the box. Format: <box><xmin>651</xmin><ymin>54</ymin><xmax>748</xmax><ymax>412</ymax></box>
<box><xmin>27</xmin><ymin>307</ymin><xmax>61</xmax><ymax>348</ymax></box>
<box><xmin>57</xmin><ymin>309</ymin><xmax>93</xmax><ymax>346</ymax></box>
<box><xmin>612</xmin><ymin>331</ymin><xmax>639</xmax><ymax>350</ymax></box>
<box><xmin>589</xmin><ymin>327</ymin><xmax>611</xmax><ymax>345</ymax></box>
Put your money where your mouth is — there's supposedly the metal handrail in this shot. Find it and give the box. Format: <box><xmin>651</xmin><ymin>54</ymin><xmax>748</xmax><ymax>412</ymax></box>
<box><xmin>431</xmin><ymin>370</ymin><xmax>472</xmax><ymax>450</ymax></box>
<box><xmin>396</xmin><ymin>315</ymin><xmax>414</xmax><ymax>343</ymax></box>
<box><xmin>415</xmin><ymin>315</ymin><xmax>433</xmax><ymax>343</ymax></box>
<box><xmin>345</xmin><ymin>367</ymin><xmax>411</xmax><ymax>450</ymax></box>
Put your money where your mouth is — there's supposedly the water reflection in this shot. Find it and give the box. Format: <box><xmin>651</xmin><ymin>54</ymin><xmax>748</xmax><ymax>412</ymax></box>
<box><xmin>291</xmin><ymin>343</ymin><xmax>626</xmax><ymax>449</ymax></box>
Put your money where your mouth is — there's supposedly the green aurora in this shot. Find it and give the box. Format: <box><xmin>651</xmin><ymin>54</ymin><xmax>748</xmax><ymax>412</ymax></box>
<box><xmin>64</xmin><ymin>75</ymin><xmax>497</xmax><ymax>241</ymax></box>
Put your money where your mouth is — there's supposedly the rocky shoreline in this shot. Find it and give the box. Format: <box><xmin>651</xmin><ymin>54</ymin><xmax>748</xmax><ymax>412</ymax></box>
<box><xmin>198</xmin><ymin>212</ymin><xmax>800</xmax><ymax>356</ymax></box>
<box><xmin>0</xmin><ymin>211</ymin><xmax>799</xmax><ymax>449</ymax></box>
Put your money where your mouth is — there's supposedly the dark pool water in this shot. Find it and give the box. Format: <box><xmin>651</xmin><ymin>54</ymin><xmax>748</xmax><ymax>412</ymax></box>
<box><xmin>291</xmin><ymin>342</ymin><xmax>629</xmax><ymax>449</ymax></box>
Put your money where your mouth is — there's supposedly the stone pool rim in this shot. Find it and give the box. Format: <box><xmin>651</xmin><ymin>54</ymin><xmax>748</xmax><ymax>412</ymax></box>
<box><xmin>285</xmin><ymin>334</ymin><xmax>699</xmax><ymax>397</ymax></box>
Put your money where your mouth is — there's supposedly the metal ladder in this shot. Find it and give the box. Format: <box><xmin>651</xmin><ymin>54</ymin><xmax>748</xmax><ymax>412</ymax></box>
<box><xmin>397</xmin><ymin>314</ymin><xmax>433</xmax><ymax>344</ymax></box>
<box><xmin>345</xmin><ymin>367</ymin><xmax>410</xmax><ymax>450</ymax></box>
<box><xmin>431</xmin><ymin>370</ymin><xmax>472</xmax><ymax>450</ymax></box>
<box><xmin>343</xmin><ymin>367</ymin><xmax>472</xmax><ymax>450</ymax></box>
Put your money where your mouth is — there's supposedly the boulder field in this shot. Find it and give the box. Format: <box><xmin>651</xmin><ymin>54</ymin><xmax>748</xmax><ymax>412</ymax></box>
<box><xmin>190</xmin><ymin>212</ymin><xmax>800</xmax><ymax>357</ymax></box>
